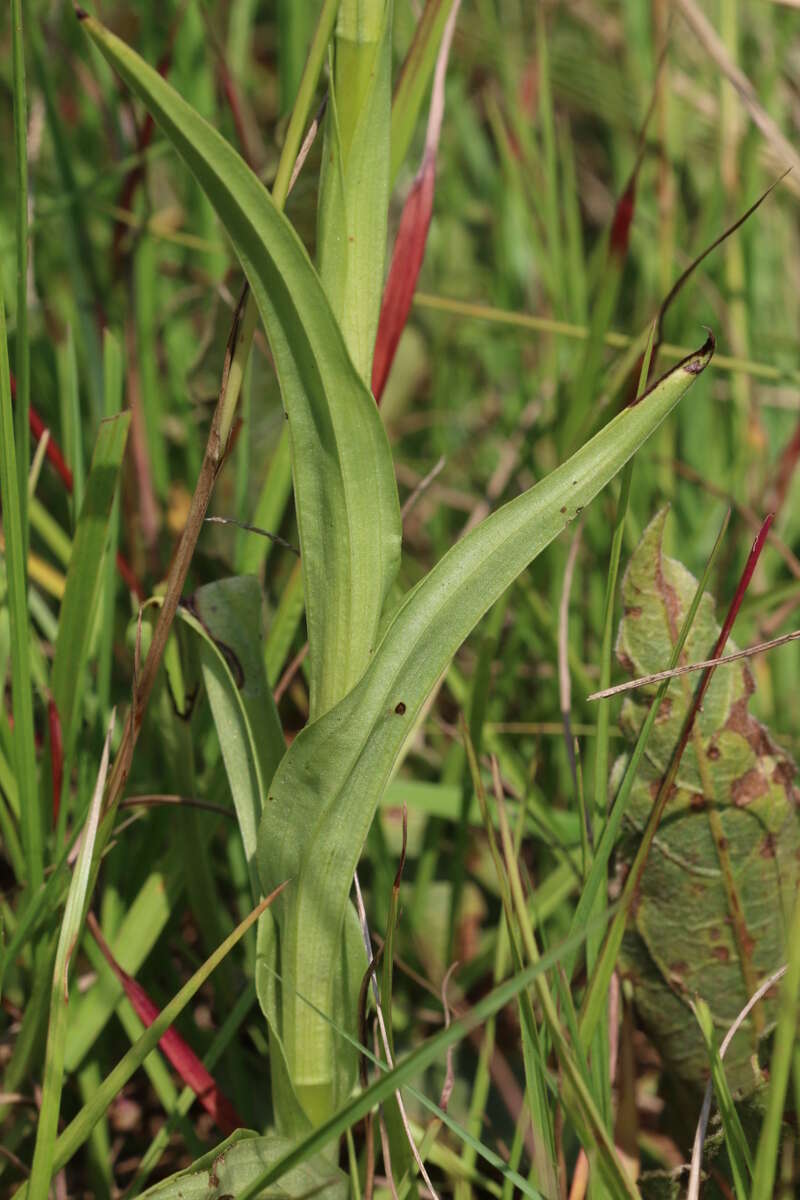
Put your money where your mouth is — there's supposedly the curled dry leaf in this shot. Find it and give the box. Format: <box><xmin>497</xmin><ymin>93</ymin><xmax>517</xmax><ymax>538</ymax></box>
<box><xmin>613</xmin><ymin>508</ymin><xmax>800</xmax><ymax>1091</ymax></box>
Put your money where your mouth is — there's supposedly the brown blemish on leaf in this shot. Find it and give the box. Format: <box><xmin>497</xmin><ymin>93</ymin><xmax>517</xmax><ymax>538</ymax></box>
<box><xmin>711</xmin><ymin>945</ymin><xmax>730</xmax><ymax>962</ymax></box>
<box><xmin>618</xmin><ymin>652</ymin><xmax>636</xmax><ymax>674</ymax></box>
<box><xmin>731</xmin><ymin>767</ymin><xmax>767</xmax><ymax>808</ymax></box>
<box><xmin>653</xmin><ymin>547</ymin><xmax>682</xmax><ymax>644</ymax></box>
<box><xmin>394</xmin><ymin>701</ymin><xmax>407</xmax><ymax>715</ymax></box>
<box><xmin>560</xmin><ymin>505</ymin><xmax>566</xmax><ymax>513</ymax></box>
<box><xmin>624</xmin><ymin>605</ymin><xmax>643</xmax><ymax>619</ymax></box>
<box><xmin>707</xmin><ymin>743</ymin><xmax>721</xmax><ymax>761</ymax></box>
<box><xmin>759</xmin><ymin>834</ymin><xmax>776</xmax><ymax>859</ymax></box>
<box><xmin>690</xmin><ymin>793</ymin><xmax>706</xmax><ymax>811</ymax></box>
<box><xmin>772</xmin><ymin>759</ymin><xmax>796</xmax><ymax>789</ymax></box>
<box><xmin>655</xmin><ymin>696</ymin><xmax>672</xmax><ymax>724</ymax></box>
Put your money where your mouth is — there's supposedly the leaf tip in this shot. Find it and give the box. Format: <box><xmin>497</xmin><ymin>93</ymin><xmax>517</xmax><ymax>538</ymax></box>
<box><xmin>74</xmin><ymin>4</ymin><xmax>89</xmax><ymax>19</ymax></box>
<box><xmin>684</xmin><ymin>327</ymin><xmax>715</xmax><ymax>375</ymax></box>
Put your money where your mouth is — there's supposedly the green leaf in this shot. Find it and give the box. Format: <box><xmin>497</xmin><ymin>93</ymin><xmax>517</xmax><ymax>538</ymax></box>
<box><xmin>257</xmin><ymin>340</ymin><xmax>712</xmax><ymax>1122</ymax></box>
<box><xmin>80</xmin><ymin>12</ymin><xmax>402</xmax><ymax>725</ymax></box>
<box><xmin>29</xmin><ymin>719</ymin><xmax>114</xmax><ymax>1200</ymax></box>
<box><xmin>317</xmin><ymin>0</ymin><xmax>393</xmax><ymax>383</ymax></box>
<box><xmin>694</xmin><ymin>997</ymin><xmax>752</xmax><ymax>1200</ymax></box>
<box><xmin>51</xmin><ymin>411</ymin><xmax>131</xmax><ymax>776</ymax></box>
<box><xmin>236</xmin><ymin>919</ymin><xmax>606</xmax><ymax>1200</ymax></box>
<box><xmin>613</xmin><ymin>509</ymin><xmax>800</xmax><ymax>1090</ymax></box>
<box><xmin>178</xmin><ymin>576</ymin><xmax>285</xmax><ymax>897</ymax></box>
<box><xmin>138</xmin><ymin>1130</ymin><xmax>348</xmax><ymax>1200</ymax></box>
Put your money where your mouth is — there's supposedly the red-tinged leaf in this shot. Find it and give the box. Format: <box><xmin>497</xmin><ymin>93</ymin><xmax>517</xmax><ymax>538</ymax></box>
<box><xmin>766</xmin><ymin>420</ymin><xmax>800</xmax><ymax>516</ymax></box>
<box><xmin>372</xmin><ymin>0</ymin><xmax>461</xmax><ymax>402</ymax></box>
<box><xmin>372</xmin><ymin>159</ymin><xmax>435</xmax><ymax>402</ymax></box>
<box><xmin>609</xmin><ymin>174</ymin><xmax>636</xmax><ymax>260</ymax></box>
<box><xmin>88</xmin><ymin>914</ymin><xmax>244</xmax><ymax>1135</ymax></box>
<box><xmin>19</xmin><ymin>385</ymin><xmax>74</xmax><ymax>491</ymax></box>
<box><xmin>48</xmin><ymin>698</ymin><xmax>64</xmax><ymax>826</ymax></box>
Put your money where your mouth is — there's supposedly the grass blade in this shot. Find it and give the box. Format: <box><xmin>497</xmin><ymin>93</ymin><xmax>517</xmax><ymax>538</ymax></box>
<box><xmin>12</xmin><ymin>884</ymin><xmax>288</xmax><ymax>1200</ymax></box>
<box><xmin>0</xmin><ymin>294</ymin><xmax>40</xmax><ymax>888</ymax></box>
<box><xmin>50</xmin><ymin>411</ymin><xmax>131</xmax><ymax>832</ymax></box>
<box><xmin>11</xmin><ymin>0</ymin><xmax>29</xmax><ymax>560</ymax></box>
<box><xmin>28</xmin><ymin>714</ymin><xmax>114</xmax><ymax>1200</ymax></box>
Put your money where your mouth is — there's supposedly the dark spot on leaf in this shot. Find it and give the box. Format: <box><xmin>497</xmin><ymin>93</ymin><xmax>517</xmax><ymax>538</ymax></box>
<box><xmin>395</xmin><ymin>702</ymin><xmax>406</xmax><ymax>715</ymax></box>
<box><xmin>690</xmin><ymin>793</ymin><xmax>706</xmax><ymax>811</ymax></box>
<box><xmin>717</xmin><ymin>836</ymin><xmax>728</xmax><ymax>852</ymax></box>
<box><xmin>711</xmin><ymin>944</ymin><xmax>730</xmax><ymax>962</ymax></box>
<box><xmin>624</xmin><ymin>605</ymin><xmax>642</xmax><ymax>619</ymax></box>
<box><xmin>560</xmin><ymin>506</ymin><xmax>566</xmax><ymax>514</ymax></box>
<box><xmin>759</xmin><ymin>834</ymin><xmax>776</xmax><ymax>859</ymax></box>
<box><xmin>74</xmin><ymin>5</ymin><xmax>88</xmax><ymax>17</ymax></box>
<box><xmin>707</xmin><ymin>743</ymin><xmax>720</xmax><ymax>761</ymax></box>
<box><xmin>669</xmin><ymin>963</ymin><xmax>688</xmax><ymax>990</ymax></box>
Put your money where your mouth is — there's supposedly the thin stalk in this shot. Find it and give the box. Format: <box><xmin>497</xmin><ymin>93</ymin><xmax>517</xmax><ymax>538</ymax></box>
<box><xmin>12</xmin><ymin>0</ymin><xmax>29</xmax><ymax>561</ymax></box>
<box><xmin>413</xmin><ymin>292</ymin><xmax>799</xmax><ymax>387</ymax></box>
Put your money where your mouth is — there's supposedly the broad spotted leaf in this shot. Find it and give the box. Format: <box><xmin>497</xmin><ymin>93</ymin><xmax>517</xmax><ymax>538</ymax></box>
<box><xmin>614</xmin><ymin>509</ymin><xmax>800</xmax><ymax>1091</ymax></box>
<box><xmin>139</xmin><ymin>1130</ymin><xmax>348</xmax><ymax>1199</ymax></box>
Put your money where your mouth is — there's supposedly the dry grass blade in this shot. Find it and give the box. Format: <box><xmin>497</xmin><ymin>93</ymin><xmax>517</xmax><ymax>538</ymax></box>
<box><xmin>587</xmin><ymin>626</ymin><xmax>800</xmax><ymax>701</ymax></box>
<box><xmin>674</xmin><ymin>0</ymin><xmax>800</xmax><ymax>177</ymax></box>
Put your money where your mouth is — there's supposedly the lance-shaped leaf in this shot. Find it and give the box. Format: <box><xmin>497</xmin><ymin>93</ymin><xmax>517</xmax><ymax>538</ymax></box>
<box><xmin>80</xmin><ymin>13</ymin><xmax>402</xmax><ymax>723</ymax></box>
<box><xmin>257</xmin><ymin>339</ymin><xmax>713</xmax><ymax>1123</ymax></box>
<box><xmin>613</xmin><ymin>509</ymin><xmax>800</xmax><ymax>1092</ymax></box>
<box><xmin>177</xmin><ymin>576</ymin><xmax>285</xmax><ymax>898</ymax></box>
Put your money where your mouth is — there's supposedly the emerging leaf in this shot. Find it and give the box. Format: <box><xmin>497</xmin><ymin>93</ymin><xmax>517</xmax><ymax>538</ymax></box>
<box><xmin>614</xmin><ymin>509</ymin><xmax>800</xmax><ymax>1091</ymax></box>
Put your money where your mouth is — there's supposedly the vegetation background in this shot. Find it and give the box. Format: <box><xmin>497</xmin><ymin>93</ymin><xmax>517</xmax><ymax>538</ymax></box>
<box><xmin>2</xmin><ymin>1</ymin><xmax>800</xmax><ymax>1197</ymax></box>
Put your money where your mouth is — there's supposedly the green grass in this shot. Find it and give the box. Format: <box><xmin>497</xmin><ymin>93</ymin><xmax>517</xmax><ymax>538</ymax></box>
<box><xmin>2</xmin><ymin>2</ymin><xmax>800</xmax><ymax>1198</ymax></box>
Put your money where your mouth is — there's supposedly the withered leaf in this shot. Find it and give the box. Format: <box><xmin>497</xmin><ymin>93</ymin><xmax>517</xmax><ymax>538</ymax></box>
<box><xmin>613</xmin><ymin>508</ymin><xmax>800</xmax><ymax>1092</ymax></box>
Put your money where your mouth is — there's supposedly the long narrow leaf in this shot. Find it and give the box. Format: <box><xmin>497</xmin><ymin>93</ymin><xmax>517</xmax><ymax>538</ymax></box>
<box><xmin>50</xmin><ymin>411</ymin><xmax>131</xmax><ymax>819</ymax></box>
<box><xmin>257</xmin><ymin>337</ymin><xmax>713</xmax><ymax>1120</ymax></box>
<box><xmin>28</xmin><ymin>716</ymin><xmax>114</xmax><ymax>1200</ymax></box>
<box><xmin>80</xmin><ymin>12</ymin><xmax>402</xmax><ymax>722</ymax></box>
